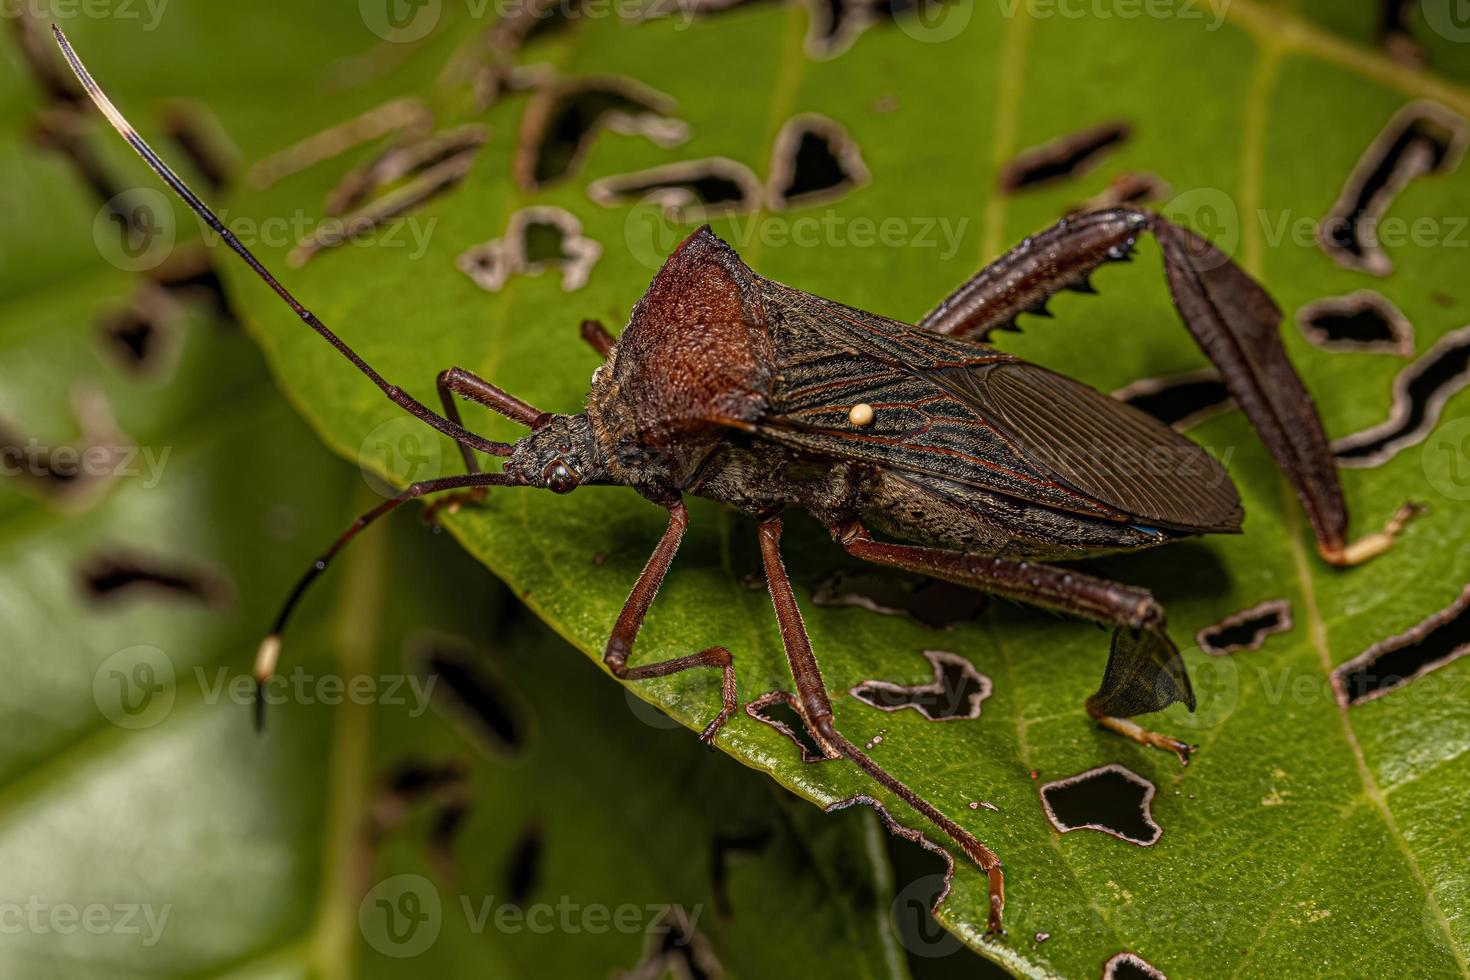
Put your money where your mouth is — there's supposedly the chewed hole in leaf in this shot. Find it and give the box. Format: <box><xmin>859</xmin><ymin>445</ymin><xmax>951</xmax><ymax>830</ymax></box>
<box><xmin>289</xmin><ymin>169</ymin><xmax>475</xmax><ymax>268</ymax></box>
<box><xmin>810</xmin><ymin>569</ymin><xmax>987</xmax><ymax>628</ymax></box>
<box><xmin>456</xmin><ymin>206</ymin><xmax>602</xmax><ymax>293</ymax></box>
<box><xmin>1378</xmin><ymin>0</ymin><xmax>1425</xmax><ymax>67</ymax></box>
<box><xmin>744</xmin><ymin>691</ymin><xmax>836</xmax><ymax>763</ymax></box>
<box><xmin>826</xmin><ymin>795</ymin><xmax>954</xmax><ymax>914</ymax></box>
<box><xmin>1332</xmin><ymin>582</ymin><xmax>1470</xmax><ymax>707</ymax></box>
<box><xmin>159</xmin><ymin>99</ymin><xmax>240</xmax><ymax>192</ymax></box>
<box><xmin>244</xmin><ymin>97</ymin><xmax>432</xmax><ymax>190</ymax></box>
<box><xmin>385</xmin><ymin>757</ymin><xmax>467</xmax><ymax>798</ymax></box>
<box><xmin>1104</xmin><ymin>951</ymin><xmax>1168</xmax><ymax>980</ymax></box>
<box><xmin>515</xmin><ymin>77</ymin><xmax>687</xmax><ymax>190</ymax></box>
<box><xmin>0</xmin><ymin>388</ymin><xmax>124</xmax><ymax>501</ymax></box>
<box><xmin>710</xmin><ymin>828</ymin><xmax>774</xmax><ymax>918</ymax></box>
<box><xmin>1039</xmin><ymin>764</ymin><xmax>1161</xmax><ymax>846</ymax></box>
<box><xmin>803</xmin><ymin>0</ymin><xmax>871</xmax><ymax>60</ymax></box>
<box><xmin>369</xmin><ymin>757</ymin><xmax>468</xmax><ymax>838</ymax></box>
<box><xmin>503</xmin><ymin>821</ymin><xmax>543</xmax><ymax>906</ymax></box>
<box><xmin>1196</xmin><ymin>599</ymin><xmax>1293</xmax><ymax>656</ymax></box>
<box><xmin>586</xmin><ymin>158</ymin><xmax>763</xmax><ymax>222</ymax></box>
<box><xmin>1297</xmin><ymin>291</ymin><xmax>1415</xmax><ymax>356</ymax></box>
<box><xmin>369</xmin><ymin>758</ymin><xmax>470</xmax><ymax>883</ymax></box>
<box><xmin>1068</xmin><ymin>171</ymin><xmax>1170</xmax><ymax>215</ymax></box>
<box><xmin>1333</xmin><ymin>323</ymin><xmax>1470</xmax><ymax>468</ymax></box>
<box><xmin>81</xmin><ymin>551</ymin><xmax>232</xmax><ymax>608</ymax></box>
<box><xmin>999</xmin><ymin>121</ymin><xmax>1131</xmax><ymax>193</ymax></box>
<box><xmin>98</xmin><ymin>294</ymin><xmax>176</xmax><ymax>377</ymax></box>
<box><xmin>152</xmin><ymin>244</ymin><xmax>238</xmax><ymax>328</ymax></box>
<box><xmin>1319</xmin><ymin>101</ymin><xmax>1467</xmax><ymax>276</ymax></box>
<box><xmin>413</xmin><ymin>636</ymin><xmax>525</xmax><ymax>754</ymax></box>
<box><xmin>850</xmin><ymin>649</ymin><xmax>992</xmax><ymax>721</ymax></box>
<box><xmin>769</xmin><ymin>113</ymin><xmax>869</xmax><ymax>210</ymax></box>
<box><xmin>324</xmin><ymin>123</ymin><xmax>488</xmax><ymax>215</ymax></box>
<box><xmin>623</xmin><ymin>907</ymin><xmax>724</xmax><ymax>980</ymax></box>
<box><xmin>11</xmin><ymin>10</ymin><xmax>84</xmax><ymax>106</ymax></box>
<box><xmin>1112</xmin><ymin>368</ymin><xmax>1235</xmax><ymax>431</ymax></box>
<box><xmin>33</xmin><ymin>112</ymin><xmax>137</xmax><ymax>221</ymax></box>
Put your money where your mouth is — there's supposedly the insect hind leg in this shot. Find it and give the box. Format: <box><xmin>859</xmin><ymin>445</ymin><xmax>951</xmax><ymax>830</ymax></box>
<box><xmin>831</xmin><ymin>520</ymin><xmax>1196</xmax><ymax>765</ymax></box>
<box><xmin>918</xmin><ymin>207</ymin><xmax>1417</xmax><ymax>568</ymax></box>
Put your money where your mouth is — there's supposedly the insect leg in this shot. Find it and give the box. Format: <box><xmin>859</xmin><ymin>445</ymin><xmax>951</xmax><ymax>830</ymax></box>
<box><xmin>831</xmin><ymin>520</ymin><xmax>1195</xmax><ymax>765</ymax></box>
<box><xmin>580</xmin><ymin>319</ymin><xmax>616</xmax><ymax>359</ymax></box>
<box><xmin>918</xmin><ymin>208</ymin><xmax>1147</xmax><ymax>340</ymax></box>
<box><xmin>919</xmin><ymin>206</ymin><xmax>1416</xmax><ymax>566</ymax></box>
<box><xmin>603</xmin><ymin>499</ymin><xmax>738</xmax><ymax>744</ymax></box>
<box><xmin>1151</xmin><ymin>218</ymin><xmax>1419</xmax><ymax>566</ymax></box>
<box><xmin>758</xmin><ymin>514</ymin><xmax>1006</xmax><ymax>933</ymax></box>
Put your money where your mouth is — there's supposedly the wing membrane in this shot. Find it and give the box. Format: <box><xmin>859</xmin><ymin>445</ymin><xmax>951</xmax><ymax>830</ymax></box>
<box><xmin>755</xmin><ymin>279</ymin><xmax>1243</xmax><ymax>533</ymax></box>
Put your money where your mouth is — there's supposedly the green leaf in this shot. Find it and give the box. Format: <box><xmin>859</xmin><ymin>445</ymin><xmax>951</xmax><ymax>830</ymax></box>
<box><xmin>209</xmin><ymin>2</ymin><xmax>1470</xmax><ymax>975</ymax></box>
<box><xmin>1</xmin><ymin>9</ymin><xmax>910</xmax><ymax>977</ymax></box>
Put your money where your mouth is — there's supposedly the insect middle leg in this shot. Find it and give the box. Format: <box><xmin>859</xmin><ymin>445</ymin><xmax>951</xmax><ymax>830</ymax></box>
<box><xmin>757</xmin><ymin>513</ymin><xmax>1006</xmax><ymax>933</ymax></box>
<box><xmin>831</xmin><ymin>519</ymin><xmax>1195</xmax><ymax>764</ymax></box>
<box><xmin>603</xmin><ymin>497</ymin><xmax>738</xmax><ymax>744</ymax></box>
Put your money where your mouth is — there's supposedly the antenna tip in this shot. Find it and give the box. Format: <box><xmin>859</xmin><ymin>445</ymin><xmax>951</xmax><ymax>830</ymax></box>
<box><xmin>254</xmin><ymin>634</ymin><xmax>282</xmax><ymax>683</ymax></box>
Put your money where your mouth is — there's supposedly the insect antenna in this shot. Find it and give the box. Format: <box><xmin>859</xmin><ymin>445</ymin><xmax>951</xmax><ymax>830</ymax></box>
<box><xmin>50</xmin><ymin>25</ymin><xmax>518</xmax><ymax>457</ymax></box>
<box><xmin>253</xmin><ymin>471</ymin><xmax>524</xmax><ymax>731</ymax></box>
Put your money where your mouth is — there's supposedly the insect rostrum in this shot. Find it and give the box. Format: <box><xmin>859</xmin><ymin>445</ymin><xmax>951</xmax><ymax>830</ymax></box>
<box><xmin>54</xmin><ymin>25</ymin><xmax>1418</xmax><ymax>937</ymax></box>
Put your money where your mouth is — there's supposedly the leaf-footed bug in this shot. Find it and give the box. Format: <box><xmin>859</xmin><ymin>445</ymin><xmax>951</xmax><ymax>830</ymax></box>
<box><xmin>54</xmin><ymin>26</ymin><xmax>1419</xmax><ymax>934</ymax></box>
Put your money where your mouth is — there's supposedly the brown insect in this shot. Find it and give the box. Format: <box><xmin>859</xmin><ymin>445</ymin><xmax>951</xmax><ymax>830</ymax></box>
<box><xmin>56</xmin><ymin>27</ymin><xmax>1416</xmax><ymax>934</ymax></box>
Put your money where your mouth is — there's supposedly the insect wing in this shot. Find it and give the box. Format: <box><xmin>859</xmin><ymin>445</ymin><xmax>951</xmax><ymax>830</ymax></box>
<box><xmin>754</xmin><ymin>281</ymin><xmax>1241</xmax><ymax>533</ymax></box>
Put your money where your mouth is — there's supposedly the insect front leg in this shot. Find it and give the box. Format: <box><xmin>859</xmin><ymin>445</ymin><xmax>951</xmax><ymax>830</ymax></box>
<box><xmin>830</xmin><ymin>520</ymin><xmax>1196</xmax><ymax>765</ymax></box>
<box><xmin>603</xmin><ymin>497</ymin><xmax>738</xmax><ymax>744</ymax></box>
<box><xmin>757</xmin><ymin>514</ymin><xmax>1006</xmax><ymax>934</ymax></box>
<box><xmin>919</xmin><ymin>207</ymin><xmax>1417</xmax><ymax>567</ymax></box>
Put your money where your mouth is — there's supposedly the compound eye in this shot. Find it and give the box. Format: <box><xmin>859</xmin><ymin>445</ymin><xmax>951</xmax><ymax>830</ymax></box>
<box><xmin>544</xmin><ymin>460</ymin><xmax>578</xmax><ymax>494</ymax></box>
